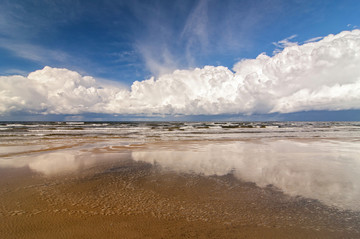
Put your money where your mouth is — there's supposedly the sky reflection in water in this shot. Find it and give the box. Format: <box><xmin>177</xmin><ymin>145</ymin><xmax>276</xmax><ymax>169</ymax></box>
<box><xmin>0</xmin><ymin>149</ymin><xmax>128</xmax><ymax>176</ymax></box>
<box><xmin>132</xmin><ymin>139</ymin><xmax>360</xmax><ymax>211</ymax></box>
<box><xmin>0</xmin><ymin>138</ymin><xmax>359</xmax><ymax>211</ymax></box>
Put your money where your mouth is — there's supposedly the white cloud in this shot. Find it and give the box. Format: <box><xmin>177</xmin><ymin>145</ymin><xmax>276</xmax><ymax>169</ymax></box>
<box><xmin>1</xmin><ymin>30</ymin><xmax>360</xmax><ymax>116</ymax></box>
<box><xmin>304</xmin><ymin>36</ymin><xmax>323</xmax><ymax>43</ymax></box>
<box><xmin>181</xmin><ymin>0</ymin><xmax>209</xmax><ymax>64</ymax></box>
<box><xmin>272</xmin><ymin>34</ymin><xmax>298</xmax><ymax>54</ymax></box>
<box><xmin>0</xmin><ymin>66</ymin><xmax>123</xmax><ymax>115</ymax></box>
<box><xmin>273</xmin><ymin>34</ymin><xmax>298</xmax><ymax>48</ymax></box>
<box><xmin>0</xmin><ymin>40</ymin><xmax>70</xmax><ymax>64</ymax></box>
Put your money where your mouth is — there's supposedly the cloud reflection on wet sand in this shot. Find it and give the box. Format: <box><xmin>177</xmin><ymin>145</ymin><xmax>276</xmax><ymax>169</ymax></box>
<box><xmin>132</xmin><ymin>139</ymin><xmax>360</xmax><ymax>211</ymax></box>
<box><xmin>0</xmin><ymin>148</ymin><xmax>129</xmax><ymax>176</ymax></box>
<box><xmin>1</xmin><ymin>138</ymin><xmax>359</xmax><ymax>211</ymax></box>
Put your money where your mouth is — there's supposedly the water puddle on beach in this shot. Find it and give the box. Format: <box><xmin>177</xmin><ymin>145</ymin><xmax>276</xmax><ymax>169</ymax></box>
<box><xmin>1</xmin><ymin>138</ymin><xmax>360</xmax><ymax>238</ymax></box>
<box><xmin>132</xmin><ymin>139</ymin><xmax>360</xmax><ymax>211</ymax></box>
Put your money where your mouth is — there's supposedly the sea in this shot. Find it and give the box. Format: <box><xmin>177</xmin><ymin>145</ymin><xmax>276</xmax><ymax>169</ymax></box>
<box><xmin>1</xmin><ymin>121</ymin><xmax>360</xmax><ymax>143</ymax></box>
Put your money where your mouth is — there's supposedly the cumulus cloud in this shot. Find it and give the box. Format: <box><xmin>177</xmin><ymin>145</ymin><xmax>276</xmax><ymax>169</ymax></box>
<box><xmin>1</xmin><ymin>30</ymin><xmax>360</xmax><ymax>116</ymax></box>
<box><xmin>0</xmin><ymin>67</ymin><xmax>125</xmax><ymax>114</ymax></box>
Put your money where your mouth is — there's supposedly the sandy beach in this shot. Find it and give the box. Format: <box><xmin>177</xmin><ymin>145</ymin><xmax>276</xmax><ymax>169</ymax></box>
<box><xmin>1</xmin><ymin>141</ymin><xmax>360</xmax><ymax>238</ymax></box>
<box><xmin>1</xmin><ymin>122</ymin><xmax>360</xmax><ymax>238</ymax></box>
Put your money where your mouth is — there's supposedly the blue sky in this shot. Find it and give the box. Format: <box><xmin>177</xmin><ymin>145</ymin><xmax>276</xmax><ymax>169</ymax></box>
<box><xmin>1</xmin><ymin>0</ymin><xmax>360</xmax><ymax>121</ymax></box>
<box><xmin>1</xmin><ymin>0</ymin><xmax>359</xmax><ymax>83</ymax></box>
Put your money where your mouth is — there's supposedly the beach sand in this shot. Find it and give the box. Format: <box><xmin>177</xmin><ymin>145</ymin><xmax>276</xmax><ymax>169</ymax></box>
<box><xmin>1</xmin><ymin>147</ymin><xmax>360</xmax><ymax>239</ymax></box>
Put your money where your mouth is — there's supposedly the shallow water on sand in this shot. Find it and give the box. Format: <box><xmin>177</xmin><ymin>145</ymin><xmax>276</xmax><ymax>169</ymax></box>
<box><xmin>0</xmin><ymin>122</ymin><xmax>360</xmax><ymax>238</ymax></box>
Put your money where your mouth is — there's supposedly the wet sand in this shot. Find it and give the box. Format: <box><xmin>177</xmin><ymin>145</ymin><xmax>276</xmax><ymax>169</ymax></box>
<box><xmin>1</xmin><ymin>150</ymin><xmax>360</xmax><ymax>239</ymax></box>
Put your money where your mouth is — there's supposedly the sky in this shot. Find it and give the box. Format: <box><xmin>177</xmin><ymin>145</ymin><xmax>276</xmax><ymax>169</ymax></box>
<box><xmin>0</xmin><ymin>0</ymin><xmax>360</xmax><ymax>121</ymax></box>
